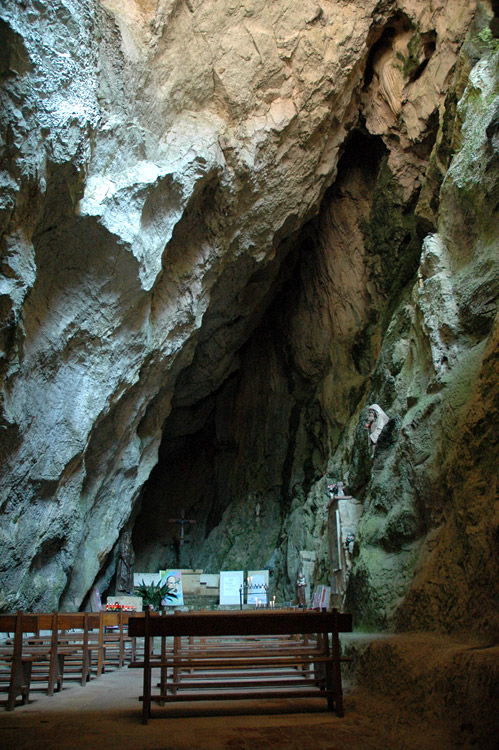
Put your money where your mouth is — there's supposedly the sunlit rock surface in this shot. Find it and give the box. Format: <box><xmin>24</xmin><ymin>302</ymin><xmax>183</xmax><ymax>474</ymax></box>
<box><xmin>0</xmin><ymin>0</ymin><xmax>497</xmax><ymax>640</ymax></box>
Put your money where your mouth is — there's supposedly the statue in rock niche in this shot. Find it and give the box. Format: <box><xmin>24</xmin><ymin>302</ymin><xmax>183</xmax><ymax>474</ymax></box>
<box><xmin>365</xmin><ymin>404</ymin><xmax>390</xmax><ymax>459</ymax></box>
<box><xmin>115</xmin><ymin>530</ymin><xmax>135</xmax><ymax>594</ymax></box>
<box><xmin>297</xmin><ymin>572</ymin><xmax>307</xmax><ymax>608</ymax></box>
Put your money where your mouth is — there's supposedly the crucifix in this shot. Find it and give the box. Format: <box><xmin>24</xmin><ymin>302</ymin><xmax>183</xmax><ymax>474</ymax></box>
<box><xmin>168</xmin><ymin>510</ymin><xmax>196</xmax><ymax>561</ymax></box>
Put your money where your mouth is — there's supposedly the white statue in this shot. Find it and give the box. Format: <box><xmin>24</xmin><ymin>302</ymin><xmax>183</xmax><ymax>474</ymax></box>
<box><xmin>365</xmin><ymin>404</ymin><xmax>390</xmax><ymax>458</ymax></box>
<box><xmin>297</xmin><ymin>573</ymin><xmax>307</xmax><ymax>608</ymax></box>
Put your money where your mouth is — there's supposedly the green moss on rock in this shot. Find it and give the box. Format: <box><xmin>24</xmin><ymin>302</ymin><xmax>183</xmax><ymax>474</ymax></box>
<box><xmin>362</xmin><ymin>159</ymin><xmax>421</xmax><ymax>302</ymax></box>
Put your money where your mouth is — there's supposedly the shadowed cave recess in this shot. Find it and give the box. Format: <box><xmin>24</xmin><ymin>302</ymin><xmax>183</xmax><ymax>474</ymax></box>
<box><xmin>0</xmin><ymin>0</ymin><xmax>498</xmax><ymax>670</ymax></box>
<box><xmin>133</xmin><ymin>130</ymin><xmax>405</xmax><ymax>596</ymax></box>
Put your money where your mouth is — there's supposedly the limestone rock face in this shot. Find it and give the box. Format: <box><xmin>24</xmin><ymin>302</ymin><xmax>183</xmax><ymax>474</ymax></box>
<box><xmin>351</xmin><ymin>634</ymin><xmax>499</xmax><ymax>749</ymax></box>
<box><xmin>0</xmin><ymin>0</ymin><xmax>497</xmax><ymax>639</ymax></box>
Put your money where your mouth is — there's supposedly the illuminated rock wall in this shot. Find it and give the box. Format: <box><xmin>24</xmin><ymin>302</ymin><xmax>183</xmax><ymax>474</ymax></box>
<box><xmin>0</xmin><ymin>0</ymin><xmax>497</xmax><ymax>638</ymax></box>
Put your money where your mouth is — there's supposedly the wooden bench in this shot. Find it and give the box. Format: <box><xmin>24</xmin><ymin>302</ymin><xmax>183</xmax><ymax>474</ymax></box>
<box><xmin>101</xmin><ymin>610</ymin><xmax>136</xmax><ymax>670</ymax></box>
<box><xmin>0</xmin><ymin>612</ymin><xmax>43</xmax><ymax>710</ymax></box>
<box><xmin>165</xmin><ymin>631</ymin><xmax>326</xmax><ymax>695</ymax></box>
<box><xmin>86</xmin><ymin>611</ymin><xmax>136</xmax><ymax>674</ymax></box>
<box><xmin>12</xmin><ymin>612</ymin><xmax>81</xmax><ymax>696</ymax></box>
<box><xmin>0</xmin><ymin>609</ymin><xmax>137</xmax><ymax>709</ymax></box>
<box><xmin>128</xmin><ymin>609</ymin><xmax>352</xmax><ymax>724</ymax></box>
<box><xmin>55</xmin><ymin>611</ymin><xmax>135</xmax><ymax>677</ymax></box>
<box><xmin>53</xmin><ymin>613</ymin><xmax>94</xmax><ymax>685</ymax></box>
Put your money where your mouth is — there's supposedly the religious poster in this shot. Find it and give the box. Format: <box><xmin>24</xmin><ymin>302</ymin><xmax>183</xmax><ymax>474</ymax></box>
<box><xmin>219</xmin><ymin>570</ymin><xmax>244</xmax><ymax>605</ymax></box>
<box><xmin>310</xmin><ymin>585</ymin><xmax>331</xmax><ymax>610</ymax></box>
<box><xmin>159</xmin><ymin>569</ymin><xmax>184</xmax><ymax>606</ymax></box>
<box><xmin>246</xmin><ymin>569</ymin><xmax>269</xmax><ymax>605</ymax></box>
<box><xmin>320</xmin><ymin>586</ymin><xmax>331</xmax><ymax>610</ymax></box>
<box><xmin>311</xmin><ymin>585</ymin><xmax>324</xmax><ymax>610</ymax></box>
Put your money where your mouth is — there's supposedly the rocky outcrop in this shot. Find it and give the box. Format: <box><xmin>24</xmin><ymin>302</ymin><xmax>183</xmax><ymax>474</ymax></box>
<box><xmin>346</xmin><ymin>633</ymin><xmax>499</xmax><ymax>749</ymax></box>
<box><xmin>390</xmin><ymin>50</ymin><xmax>499</xmax><ymax>638</ymax></box>
<box><xmin>0</xmin><ymin>0</ymin><xmax>497</xmax><ymax>643</ymax></box>
<box><xmin>133</xmin><ymin>1</ymin><xmax>498</xmax><ymax>641</ymax></box>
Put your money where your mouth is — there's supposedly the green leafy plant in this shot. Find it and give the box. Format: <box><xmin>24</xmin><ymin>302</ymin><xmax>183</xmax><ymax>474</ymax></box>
<box><xmin>474</xmin><ymin>27</ymin><xmax>499</xmax><ymax>53</ymax></box>
<box><xmin>133</xmin><ymin>580</ymin><xmax>178</xmax><ymax>610</ymax></box>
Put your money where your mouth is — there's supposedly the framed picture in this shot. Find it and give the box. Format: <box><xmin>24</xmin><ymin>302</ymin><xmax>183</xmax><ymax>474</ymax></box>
<box><xmin>159</xmin><ymin>569</ymin><xmax>184</xmax><ymax>606</ymax></box>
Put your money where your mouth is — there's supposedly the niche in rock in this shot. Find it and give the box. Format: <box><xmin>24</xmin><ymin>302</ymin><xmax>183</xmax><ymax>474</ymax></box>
<box><xmin>364</xmin><ymin>11</ymin><xmax>437</xmax><ymax>122</ymax></box>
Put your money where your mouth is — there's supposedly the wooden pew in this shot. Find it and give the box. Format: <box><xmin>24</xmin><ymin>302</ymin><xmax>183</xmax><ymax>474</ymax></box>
<box><xmin>0</xmin><ymin>612</ymin><xmax>42</xmax><ymax>710</ymax></box>
<box><xmin>20</xmin><ymin>612</ymin><xmax>97</xmax><ymax>685</ymax></box>
<box><xmin>165</xmin><ymin>631</ymin><xmax>324</xmax><ymax>697</ymax></box>
<box><xmin>128</xmin><ymin>609</ymin><xmax>353</xmax><ymax>724</ymax></box>
<box><xmin>86</xmin><ymin>611</ymin><xmax>135</xmax><ymax>675</ymax></box>
<box><xmin>102</xmin><ymin>610</ymin><xmax>136</xmax><ymax>669</ymax></box>
<box><xmin>55</xmin><ymin>613</ymin><xmax>93</xmax><ymax>686</ymax></box>
<box><xmin>17</xmin><ymin>612</ymin><xmax>81</xmax><ymax>696</ymax></box>
<box><xmin>0</xmin><ymin>609</ymin><xmax>136</xmax><ymax>708</ymax></box>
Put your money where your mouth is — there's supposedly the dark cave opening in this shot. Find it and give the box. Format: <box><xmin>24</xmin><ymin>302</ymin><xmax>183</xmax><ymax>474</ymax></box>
<box><xmin>131</xmin><ymin>129</ymin><xmax>396</xmax><ymax>584</ymax></box>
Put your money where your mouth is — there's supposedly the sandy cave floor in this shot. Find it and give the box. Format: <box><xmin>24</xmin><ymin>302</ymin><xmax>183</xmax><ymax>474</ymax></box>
<box><xmin>0</xmin><ymin>655</ymin><xmax>472</xmax><ymax>750</ymax></box>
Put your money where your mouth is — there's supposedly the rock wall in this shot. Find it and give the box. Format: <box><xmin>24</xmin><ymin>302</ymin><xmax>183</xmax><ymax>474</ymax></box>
<box><xmin>348</xmin><ymin>634</ymin><xmax>499</xmax><ymax>749</ymax></box>
<box><xmin>0</xmin><ymin>0</ymin><xmax>497</xmax><ymax>638</ymax></box>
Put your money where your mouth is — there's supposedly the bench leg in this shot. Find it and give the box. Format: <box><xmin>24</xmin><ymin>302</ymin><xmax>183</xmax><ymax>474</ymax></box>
<box><xmin>47</xmin><ymin>654</ymin><xmax>64</xmax><ymax>696</ymax></box>
<box><xmin>159</xmin><ymin>636</ymin><xmax>168</xmax><ymax>705</ymax></box>
<box><xmin>325</xmin><ymin>658</ymin><xmax>336</xmax><ymax>713</ymax></box>
<box><xmin>21</xmin><ymin>661</ymin><xmax>33</xmax><ymax>705</ymax></box>
<box><xmin>330</xmin><ymin>630</ymin><xmax>344</xmax><ymax>717</ymax></box>
<box><xmin>172</xmin><ymin>636</ymin><xmax>180</xmax><ymax>695</ymax></box>
<box><xmin>142</xmin><ymin>665</ymin><xmax>151</xmax><ymax>725</ymax></box>
<box><xmin>81</xmin><ymin>650</ymin><xmax>91</xmax><ymax>686</ymax></box>
<box><xmin>7</xmin><ymin>660</ymin><xmax>32</xmax><ymax>711</ymax></box>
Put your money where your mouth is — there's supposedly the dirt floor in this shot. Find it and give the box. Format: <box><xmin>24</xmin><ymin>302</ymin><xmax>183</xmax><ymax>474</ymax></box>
<box><xmin>0</xmin><ymin>633</ymin><xmax>497</xmax><ymax>750</ymax></box>
<box><xmin>0</xmin><ymin>668</ymin><xmax>453</xmax><ymax>750</ymax></box>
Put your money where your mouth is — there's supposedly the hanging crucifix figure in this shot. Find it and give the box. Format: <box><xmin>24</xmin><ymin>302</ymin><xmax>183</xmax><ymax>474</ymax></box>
<box><xmin>168</xmin><ymin>509</ymin><xmax>196</xmax><ymax>565</ymax></box>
